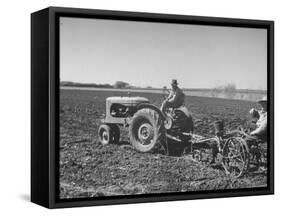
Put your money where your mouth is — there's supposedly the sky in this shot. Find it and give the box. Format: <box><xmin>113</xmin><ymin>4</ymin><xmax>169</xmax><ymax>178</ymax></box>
<box><xmin>60</xmin><ymin>17</ymin><xmax>267</xmax><ymax>90</ymax></box>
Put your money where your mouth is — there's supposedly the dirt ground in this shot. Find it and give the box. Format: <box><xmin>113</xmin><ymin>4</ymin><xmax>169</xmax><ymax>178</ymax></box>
<box><xmin>59</xmin><ymin>89</ymin><xmax>267</xmax><ymax>199</ymax></box>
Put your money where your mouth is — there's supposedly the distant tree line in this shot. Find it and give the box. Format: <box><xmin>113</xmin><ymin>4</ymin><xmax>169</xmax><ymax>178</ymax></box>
<box><xmin>60</xmin><ymin>81</ymin><xmax>114</xmax><ymax>88</ymax></box>
<box><xmin>113</xmin><ymin>81</ymin><xmax>130</xmax><ymax>89</ymax></box>
<box><xmin>61</xmin><ymin>81</ymin><xmax>135</xmax><ymax>89</ymax></box>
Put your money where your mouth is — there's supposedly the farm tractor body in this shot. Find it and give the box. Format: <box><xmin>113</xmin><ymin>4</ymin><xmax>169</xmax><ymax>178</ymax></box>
<box><xmin>103</xmin><ymin>96</ymin><xmax>150</xmax><ymax>125</ymax></box>
<box><xmin>98</xmin><ymin>96</ymin><xmax>194</xmax><ymax>154</ymax></box>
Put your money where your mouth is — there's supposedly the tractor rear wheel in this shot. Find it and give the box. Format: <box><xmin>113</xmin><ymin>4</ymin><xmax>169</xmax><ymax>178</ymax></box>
<box><xmin>129</xmin><ymin>110</ymin><xmax>164</xmax><ymax>153</ymax></box>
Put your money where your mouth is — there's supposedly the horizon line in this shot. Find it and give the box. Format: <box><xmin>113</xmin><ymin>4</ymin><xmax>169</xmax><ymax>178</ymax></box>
<box><xmin>60</xmin><ymin>81</ymin><xmax>267</xmax><ymax>92</ymax></box>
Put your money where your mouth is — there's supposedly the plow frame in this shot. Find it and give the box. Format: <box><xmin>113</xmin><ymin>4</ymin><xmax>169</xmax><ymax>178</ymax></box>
<box><xmin>183</xmin><ymin>129</ymin><xmax>266</xmax><ymax>178</ymax></box>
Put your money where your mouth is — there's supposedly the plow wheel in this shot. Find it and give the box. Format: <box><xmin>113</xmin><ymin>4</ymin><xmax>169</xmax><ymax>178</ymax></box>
<box><xmin>129</xmin><ymin>110</ymin><xmax>166</xmax><ymax>153</ymax></box>
<box><xmin>222</xmin><ymin>137</ymin><xmax>249</xmax><ymax>178</ymax></box>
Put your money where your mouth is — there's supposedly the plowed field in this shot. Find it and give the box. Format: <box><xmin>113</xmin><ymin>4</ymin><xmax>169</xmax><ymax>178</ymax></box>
<box><xmin>60</xmin><ymin>89</ymin><xmax>267</xmax><ymax>199</ymax></box>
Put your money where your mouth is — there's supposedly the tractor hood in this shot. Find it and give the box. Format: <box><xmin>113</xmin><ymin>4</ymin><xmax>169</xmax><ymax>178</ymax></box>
<box><xmin>106</xmin><ymin>96</ymin><xmax>149</xmax><ymax>105</ymax></box>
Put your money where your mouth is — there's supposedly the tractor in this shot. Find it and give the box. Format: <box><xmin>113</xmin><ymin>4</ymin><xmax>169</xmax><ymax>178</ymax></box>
<box><xmin>98</xmin><ymin>95</ymin><xmax>194</xmax><ymax>155</ymax></box>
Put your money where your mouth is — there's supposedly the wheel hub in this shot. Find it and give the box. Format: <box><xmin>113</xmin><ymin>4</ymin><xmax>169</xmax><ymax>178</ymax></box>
<box><xmin>138</xmin><ymin>123</ymin><xmax>153</xmax><ymax>145</ymax></box>
<box><xmin>102</xmin><ymin>130</ymin><xmax>109</xmax><ymax>141</ymax></box>
<box><xmin>164</xmin><ymin>115</ymin><xmax>173</xmax><ymax>130</ymax></box>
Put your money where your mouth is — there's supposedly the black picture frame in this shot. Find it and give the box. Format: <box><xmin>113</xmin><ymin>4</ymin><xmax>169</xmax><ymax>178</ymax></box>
<box><xmin>31</xmin><ymin>6</ymin><xmax>274</xmax><ymax>208</ymax></box>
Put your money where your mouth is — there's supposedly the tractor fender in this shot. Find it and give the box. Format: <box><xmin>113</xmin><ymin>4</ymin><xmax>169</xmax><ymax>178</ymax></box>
<box><xmin>137</xmin><ymin>103</ymin><xmax>166</xmax><ymax>120</ymax></box>
<box><xmin>175</xmin><ymin>106</ymin><xmax>192</xmax><ymax>119</ymax></box>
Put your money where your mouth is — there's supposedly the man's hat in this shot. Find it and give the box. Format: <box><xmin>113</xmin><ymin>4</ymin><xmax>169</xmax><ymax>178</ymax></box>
<box><xmin>171</xmin><ymin>79</ymin><xmax>178</xmax><ymax>85</ymax></box>
<box><xmin>257</xmin><ymin>96</ymin><xmax>267</xmax><ymax>104</ymax></box>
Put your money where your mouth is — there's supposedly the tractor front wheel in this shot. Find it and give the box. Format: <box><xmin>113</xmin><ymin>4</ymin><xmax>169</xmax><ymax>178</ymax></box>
<box><xmin>98</xmin><ymin>124</ymin><xmax>112</xmax><ymax>145</ymax></box>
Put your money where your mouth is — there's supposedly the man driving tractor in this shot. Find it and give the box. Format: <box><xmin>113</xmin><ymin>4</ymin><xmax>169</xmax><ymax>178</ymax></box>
<box><xmin>161</xmin><ymin>79</ymin><xmax>185</xmax><ymax>112</ymax></box>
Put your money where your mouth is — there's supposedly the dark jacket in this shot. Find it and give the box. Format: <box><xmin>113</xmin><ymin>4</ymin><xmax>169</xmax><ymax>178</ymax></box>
<box><xmin>167</xmin><ymin>87</ymin><xmax>185</xmax><ymax>108</ymax></box>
